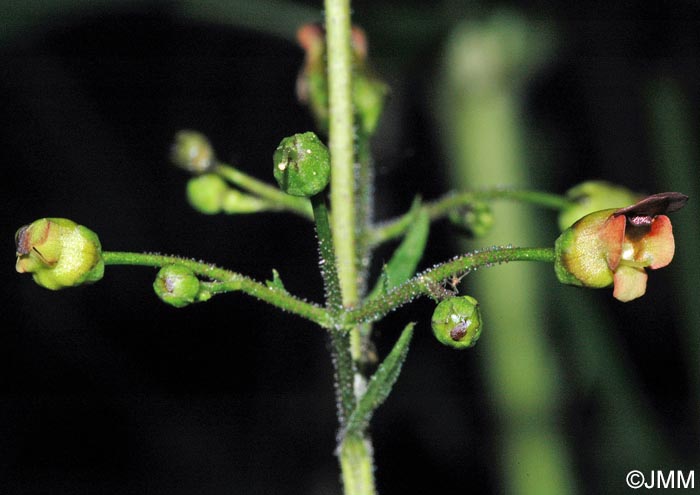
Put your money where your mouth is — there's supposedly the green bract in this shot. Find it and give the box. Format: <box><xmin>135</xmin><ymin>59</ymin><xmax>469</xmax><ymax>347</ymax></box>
<box><xmin>273</xmin><ymin>132</ymin><xmax>330</xmax><ymax>197</ymax></box>
<box><xmin>153</xmin><ymin>264</ymin><xmax>201</xmax><ymax>308</ymax></box>
<box><xmin>171</xmin><ymin>130</ymin><xmax>215</xmax><ymax>174</ymax></box>
<box><xmin>431</xmin><ymin>295</ymin><xmax>482</xmax><ymax>349</ymax></box>
<box><xmin>15</xmin><ymin>218</ymin><xmax>104</xmax><ymax>290</ymax></box>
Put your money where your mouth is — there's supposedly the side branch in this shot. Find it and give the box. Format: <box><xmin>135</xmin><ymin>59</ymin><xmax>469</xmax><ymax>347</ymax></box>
<box><xmin>102</xmin><ymin>251</ymin><xmax>332</xmax><ymax>328</ymax></box>
<box><xmin>344</xmin><ymin>246</ymin><xmax>555</xmax><ymax>326</ymax></box>
<box><xmin>369</xmin><ymin>189</ymin><xmax>574</xmax><ymax>246</ymax></box>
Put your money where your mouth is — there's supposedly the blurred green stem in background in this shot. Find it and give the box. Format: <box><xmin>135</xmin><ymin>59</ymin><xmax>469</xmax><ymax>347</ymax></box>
<box><xmin>646</xmin><ymin>77</ymin><xmax>700</xmax><ymax>429</ymax></box>
<box><xmin>554</xmin><ymin>290</ymin><xmax>675</xmax><ymax>482</ymax></box>
<box><xmin>438</xmin><ymin>12</ymin><xmax>577</xmax><ymax>494</ymax></box>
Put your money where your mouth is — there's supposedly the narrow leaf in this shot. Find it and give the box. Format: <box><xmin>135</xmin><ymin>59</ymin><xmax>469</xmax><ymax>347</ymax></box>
<box><xmin>367</xmin><ymin>199</ymin><xmax>429</xmax><ymax>301</ymax></box>
<box><xmin>345</xmin><ymin>322</ymin><xmax>415</xmax><ymax>436</ymax></box>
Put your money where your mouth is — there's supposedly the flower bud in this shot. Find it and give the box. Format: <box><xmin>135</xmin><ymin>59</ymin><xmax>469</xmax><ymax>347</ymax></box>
<box><xmin>353</xmin><ymin>73</ymin><xmax>389</xmax><ymax>137</ymax></box>
<box><xmin>153</xmin><ymin>264</ymin><xmax>201</xmax><ymax>308</ymax></box>
<box><xmin>296</xmin><ymin>24</ymin><xmax>388</xmax><ymax>137</ymax></box>
<box><xmin>171</xmin><ymin>130</ymin><xmax>215</xmax><ymax>174</ymax></box>
<box><xmin>15</xmin><ymin>218</ymin><xmax>104</xmax><ymax>290</ymax></box>
<box><xmin>431</xmin><ymin>295</ymin><xmax>482</xmax><ymax>349</ymax></box>
<box><xmin>187</xmin><ymin>174</ymin><xmax>270</xmax><ymax>215</ymax></box>
<box><xmin>273</xmin><ymin>132</ymin><xmax>330</xmax><ymax>197</ymax></box>
<box><xmin>186</xmin><ymin>174</ymin><xmax>228</xmax><ymax>214</ymax></box>
<box><xmin>558</xmin><ymin>181</ymin><xmax>641</xmax><ymax>231</ymax></box>
<box><xmin>448</xmin><ymin>202</ymin><xmax>494</xmax><ymax>237</ymax></box>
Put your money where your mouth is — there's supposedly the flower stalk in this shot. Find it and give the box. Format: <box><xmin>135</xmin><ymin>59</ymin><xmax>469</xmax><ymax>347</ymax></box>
<box><xmin>102</xmin><ymin>251</ymin><xmax>332</xmax><ymax>327</ymax></box>
<box><xmin>369</xmin><ymin>189</ymin><xmax>575</xmax><ymax>246</ymax></box>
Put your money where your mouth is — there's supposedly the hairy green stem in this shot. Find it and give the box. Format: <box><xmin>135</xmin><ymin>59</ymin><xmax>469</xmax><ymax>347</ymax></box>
<box><xmin>215</xmin><ymin>163</ymin><xmax>313</xmax><ymax>219</ymax></box>
<box><xmin>102</xmin><ymin>251</ymin><xmax>332</xmax><ymax>327</ymax></box>
<box><xmin>339</xmin><ymin>434</ymin><xmax>375</xmax><ymax>494</ymax></box>
<box><xmin>311</xmin><ymin>193</ymin><xmax>357</xmax><ymax>425</ymax></box>
<box><xmin>346</xmin><ymin>246</ymin><xmax>555</xmax><ymax>326</ymax></box>
<box><xmin>325</xmin><ymin>0</ymin><xmax>358</xmax><ymax>310</ymax></box>
<box><xmin>369</xmin><ymin>189</ymin><xmax>573</xmax><ymax>247</ymax></box>
<box><xmin>355</xmin><ymin>134</ymin><xmax>374</xmax><ymax>292</ymax></box>
<box><xmin>324</xmin><ymin>1</ymin><xmax>374</xmax><ymax>493</ymax></box>
<box><xmin>311</xmin><ymin>194</ymin><xmax>343</xmax><ymax>311</ymax></box>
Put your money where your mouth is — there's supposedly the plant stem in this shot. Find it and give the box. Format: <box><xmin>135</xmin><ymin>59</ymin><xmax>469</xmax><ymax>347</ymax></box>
<box><xmin>311</xmin><ymin>193</ymin><xmax>357</xmax><ymax>424</ymax></box>
<box><xmin>346</xmin><ymin>246</ymin><xmax>555</xmax><ymax>326</ymax></box>
<box><xmin>369</xmin><ymin>189</ymin><xmax>574</xmax><ymax>246</ymax></box>
<box><xmin>324</xmin><ymin>1</ymin><xmax>375</xmax><ymax>493</ymax></box>
<box><xmin>102</xmin><ymin>251</ymin><xmax>332</xmax><ymax>327</ymax></box>
<box><xmin>339</xmin><ymin>434</ymin><xmax>375</xmax><ymax>494</ymax></box>
<box><xmin>311</xmin><ymin>194</ymin><xmax>343</xmax><ymax>311</ymax></box>
<box><xmin>325</xmin><ymin>0</ymin><xmax>358</xmax><ymax>311</ymax></box>
<box><xmin>215</xmin><ymin>163</ymin><xmax>313</xmax><ymax>219</ymax></box>
<box><xmin>355</xmin><ymin>134</ymin><xmax>374</xmax><ymax>292</ymax></box>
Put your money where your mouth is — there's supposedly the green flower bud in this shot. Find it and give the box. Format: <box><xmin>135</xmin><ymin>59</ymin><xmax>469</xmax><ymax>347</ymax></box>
<box><xmin>171</xmin><ymin>130</ymin><xmax>215</xmax><ymax>174</ymax></box>
<box><xmin>431</xmin><ymin>296</ymin><xmax>482</xmax><ymax>349</ymax></box>
<box><xmin>187</xmin><ymin>174</ymin><xmax>228</xmax><ymax>214</ymax></box>
<box><xmin>15</xmin><ymin>218</ymin><xmax>104</xmax><ymax>290</ymax></box>
<box><xmin>153</xmin><ymin>264</ymin><xmax>201</xmax><ymax>308</ymax></box>
<box><xmin>448</xmin><ymin>202</ymin><xmax>494</xmax><ymax>237</ymax></box>
<box><xmin>187</xmin><ymin>174</ymin><xmax>270</xmax><ymax>215</ymax></box>
<box><xmin>273</xmin><ymin>132</ymin><xmax>330</xmax><ymax>197</ymax></box>
<box><xmin>353</xmin><ymin>64</ymin><xmax>389</xmax><ymax>136</ymax></box>
<box><xmin>296</xmin><ymin>24</ymin><xmax>388</xmax><ymax>137</ymax></box>
<box><xmin>558</xmin><ymin>181</ymin><xmax>641</xmax><ymax>231</ymax></box>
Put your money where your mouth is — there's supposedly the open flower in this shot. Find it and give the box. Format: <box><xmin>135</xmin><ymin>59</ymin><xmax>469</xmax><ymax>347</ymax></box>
<box><xmin>555</xmin><ymin>192</ymin><xmax>688</xmax><ymax>302</ymax></box>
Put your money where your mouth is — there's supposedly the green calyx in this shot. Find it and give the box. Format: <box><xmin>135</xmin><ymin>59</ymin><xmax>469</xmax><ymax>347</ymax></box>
<box><xmin>15</xmin><ymin>218</ymin><xmax>104</xmax><ymax>290</ymax></box>
<box><xmin>273</xmin><ymin>132</ymin><xmax>330</xmax><ymax>197</ymax></box>
<box><xmin>554</xmin><ymin>209</ymin><xmax>616</xmax><ymax>288</ymax></box>
<box><xmin>171</xmin><ymin>130</ymin><xmax>215</xmax><ymax>174</ymax></box>
<box><xmin>558</xmin><ymin>181</ymin><xmax>641</xmax><ymax>231</ymax></box>
<box><xmin>153</xmin><ymin>264</ymin><xmax>205</xmax><ymax>308</ymax></box>
<box><xmin>431</xmin><ymin>295</ymin><xmax>482</xmax><ymax>349</ymax></box>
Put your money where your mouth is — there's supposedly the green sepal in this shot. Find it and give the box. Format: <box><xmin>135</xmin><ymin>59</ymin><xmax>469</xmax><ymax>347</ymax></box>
<box><xmin>345</xmin><ymin>322</ymin><xmax>415</xmax><ymax>436</ymax></box>
<box><xmin>553</xmin><ymin>227</ymin><xmax>584</xmax><ymax>287</ymax></box>
<box><xmin>367</xmin><ymin>199</ymin><xmax>429</xmax><ymax>301</ymax></box>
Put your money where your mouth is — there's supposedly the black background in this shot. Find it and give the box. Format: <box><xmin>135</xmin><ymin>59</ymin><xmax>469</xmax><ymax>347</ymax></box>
<box><xmin>2</xmin><ymin>1</ymin><xmax>700</xmax><ymax>493</ymax></box>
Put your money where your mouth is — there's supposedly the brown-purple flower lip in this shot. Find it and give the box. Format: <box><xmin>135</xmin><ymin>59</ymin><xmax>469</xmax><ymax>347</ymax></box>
<box><xmin>613</xmin><ymin>192</ymin><xmax>688</xmax><ymax>220</ymax></box>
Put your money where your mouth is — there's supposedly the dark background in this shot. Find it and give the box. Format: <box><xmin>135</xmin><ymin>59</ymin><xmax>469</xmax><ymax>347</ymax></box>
<box><xmin>2</xmin><ymin>1</ymin><xmax>700</xmax><ymax>493</ymax></box>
